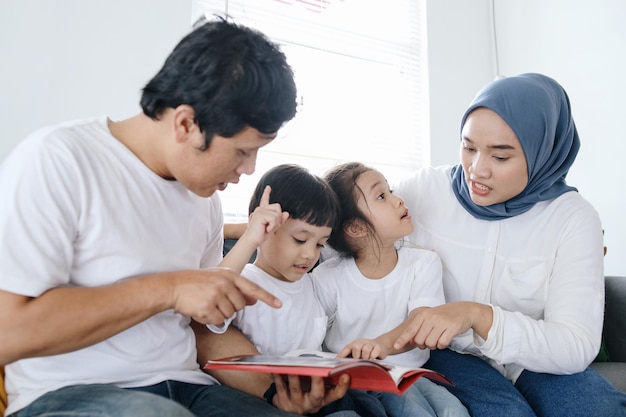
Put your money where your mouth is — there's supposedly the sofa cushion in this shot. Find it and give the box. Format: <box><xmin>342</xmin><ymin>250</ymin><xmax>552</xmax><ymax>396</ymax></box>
<box><xmin>590</xmin><ymin>362</ymin><xmax>626</xmax><ymax>394</ymax></box>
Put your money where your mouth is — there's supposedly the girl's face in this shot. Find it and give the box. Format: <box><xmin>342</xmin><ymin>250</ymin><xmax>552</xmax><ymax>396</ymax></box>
<box><xmin>460</xmin><ymin>107</ymin><xmax>529</xmax><ymax>206</ymax></box>
<box><xmin>254</xmin><ymin>218</ymin><xmax>331</xmax><ymax>282</ymax></box>
<box><xmin>355</xmin><ymin>170</ymin><xmax>414</xmax><ymax>244</ymax></box>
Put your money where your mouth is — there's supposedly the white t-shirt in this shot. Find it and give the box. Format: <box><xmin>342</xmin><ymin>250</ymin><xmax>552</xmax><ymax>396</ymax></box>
<box><xmin>311</xmin><ymin>246</ymin><xmax>444</xmax><ymax>368</ymax></box>
<box><xmin>0</xmin><ymin>117</ymin><xmax>224</xmax><ymax>415</ymax></box>
<box><xmin>394</xmin><ymin>165</ymin><xmax>605</xmax><ymax>381</ymax></box>
<box><xmin>218</xmin><ymin>264</ymin><xmax>327</xmax><ymax>356</ymax></box>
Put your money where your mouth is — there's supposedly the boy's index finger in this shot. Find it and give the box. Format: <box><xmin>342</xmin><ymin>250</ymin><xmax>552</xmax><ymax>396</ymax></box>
<box><xmin>260</xmin><ymin>185</ymin><xmax>272</xmax><ymax>207</ymax></box>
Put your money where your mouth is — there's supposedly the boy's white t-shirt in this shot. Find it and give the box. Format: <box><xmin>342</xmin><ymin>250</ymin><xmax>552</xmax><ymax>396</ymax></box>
<box><xmin>0</xmin><ymin>117</ymin><xmax>223</xmax><ymax>415</ymax></box>
<box><xmin>229</xmin><ymin>264</ymin><xmax>328</xmax><ymax>356</ymax></box>
<box><xmin>311</xmin><ymin>246</ymin><xmax>445</xmax><ymax>368</ymax></box>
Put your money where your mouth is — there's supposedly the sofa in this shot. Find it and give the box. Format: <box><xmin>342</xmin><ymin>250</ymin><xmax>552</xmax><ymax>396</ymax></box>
<box><xmin>1</xmin><ymin>275</ymin><xmax>624</xmax><ymax>416</ymax></box>
<box><xmin>590</xmin><ymin>276</ymin><xmax>626</xmax><ymax>392</ymax></box>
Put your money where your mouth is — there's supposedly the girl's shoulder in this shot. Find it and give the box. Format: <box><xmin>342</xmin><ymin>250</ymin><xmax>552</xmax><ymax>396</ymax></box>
<box><xmin>313</xmin><ymin>255</ymin><xmax>349</xmax><ymax>272</ymax></box>
<box><xmin>397</xmin><ymin>243</ymin><xmax>442</xmax><ymax>264</ymax></box>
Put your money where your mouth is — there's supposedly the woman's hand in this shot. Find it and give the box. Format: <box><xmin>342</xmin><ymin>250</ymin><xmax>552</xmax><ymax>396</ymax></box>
<box><xmin>271</xmin><ymin>373</ymin><xmax>351</xmax><ymax>414</ymax></box>
<box><xmin>393</xmin><ymin>302</ymin><xmax>493</xmax><ymax>350</ymax></box>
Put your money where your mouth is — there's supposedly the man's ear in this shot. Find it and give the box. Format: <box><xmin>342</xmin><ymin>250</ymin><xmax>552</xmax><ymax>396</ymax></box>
<box><xmin>172</xmin><ymin>105</ymin><xmax>198</xmax><ymax>143</ymax></box>
<box><xmin>344</xmin><ymin>219</ymin><xmax>368</xmax><ymax>238</ymax></box>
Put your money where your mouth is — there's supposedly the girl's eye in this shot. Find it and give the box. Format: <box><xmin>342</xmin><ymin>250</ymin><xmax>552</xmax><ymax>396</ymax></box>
<box><xmin>316</xmin><ymin>243</ymin><xmax>325</xmax><ymax>249</ymax></box>
<box><xmin>377</xmin><ymin>193</ymin><xmax>385</xmax><ymax>200</ymax></box>
<box><xmin>293</xmin><ymin>238</ymin><xmax>305</xmax><ymax>244</ymax></box>
<box><xmin>238</xmin><ymin>149</ymin><xmax>250</xmax><ymax>157</ymax></box>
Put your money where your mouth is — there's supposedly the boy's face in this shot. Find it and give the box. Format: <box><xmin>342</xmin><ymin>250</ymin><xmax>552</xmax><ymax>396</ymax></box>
<box><xmin>170</xmin><ymin>125</ymin><xmax>276</xmax><ymax>198</ymax></box>
<box><xmin>254</xmin><ymin>218</ymin><xmax>332</xmax><ymax>283</ymax></box>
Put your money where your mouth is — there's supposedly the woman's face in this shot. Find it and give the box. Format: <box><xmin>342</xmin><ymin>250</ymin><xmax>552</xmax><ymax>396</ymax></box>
<box><xmin>460</xmin><ymin>107</ymin><xmax>528</xmax><ymax>206</ymax></box>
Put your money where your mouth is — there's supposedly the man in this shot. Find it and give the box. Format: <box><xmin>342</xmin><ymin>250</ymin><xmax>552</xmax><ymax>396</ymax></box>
<box><xmin>0</xmin><ymin>19</ymin><xmax>351</xmax><ymax>417</ymax></box>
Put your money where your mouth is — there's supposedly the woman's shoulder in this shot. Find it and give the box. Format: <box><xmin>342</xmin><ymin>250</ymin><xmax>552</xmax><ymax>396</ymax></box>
<box><xmin>395</xmin><ymin>165</ymin><xmax>454</xmax><ymax>188</ymax></box>
<box><xmin>536</xmin><ymin>190</ymin><xmax>600</xmax><ymax>223</ymax></box>
<box><xmin>397</xmin><ymin>243</ymin><xmax>441</xmax><ymax>263</ymax></box>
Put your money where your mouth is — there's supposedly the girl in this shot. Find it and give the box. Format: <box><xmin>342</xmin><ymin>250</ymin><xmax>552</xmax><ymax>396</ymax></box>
<box><xmin>312</xmin><ymin>162</ymin><xmax>469</xmax><ymax>417</ymax></box>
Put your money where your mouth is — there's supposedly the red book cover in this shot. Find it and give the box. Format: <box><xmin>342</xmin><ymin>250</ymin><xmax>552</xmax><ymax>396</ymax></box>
<box><xmin>203</xmin><ymin>350</ymin><xmax>452</xmax><ymax>394</ymax></box>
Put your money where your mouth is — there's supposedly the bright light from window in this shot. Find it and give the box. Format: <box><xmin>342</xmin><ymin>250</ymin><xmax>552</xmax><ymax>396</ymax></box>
<box><xmin>192</xmin><ymin>0</ymin><xmax>429</xmax><ymax>222</ymax></box>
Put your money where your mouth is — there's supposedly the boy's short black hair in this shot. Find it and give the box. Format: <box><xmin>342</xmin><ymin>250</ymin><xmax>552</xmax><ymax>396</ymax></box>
<box><xmin>141</xmin><ymin>19</ymin><xmax>297</xmax><ymax>149</ymax></box>
<box><xmin>249</xmin><ymin>164</ymin><xmax>340</xmax><ymax>229</ymax></box>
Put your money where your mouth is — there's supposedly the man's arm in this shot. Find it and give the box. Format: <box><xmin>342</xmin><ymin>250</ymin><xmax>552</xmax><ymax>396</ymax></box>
<box><xmin>0</xmin><ymin>269</ymin><xmax>281</xmax><ymax>365</ymax></box>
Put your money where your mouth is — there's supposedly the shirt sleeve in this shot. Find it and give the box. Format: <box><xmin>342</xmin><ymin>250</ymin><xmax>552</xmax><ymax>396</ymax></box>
<box><xmin>476</xmin><ymin>201</ymin><xmax>605</xmax><ymax>376</ymax></box>
<box><xmin>0</xmin><ymin>135</ymin><xmax>79</xmax><ymax>296</ymax></box>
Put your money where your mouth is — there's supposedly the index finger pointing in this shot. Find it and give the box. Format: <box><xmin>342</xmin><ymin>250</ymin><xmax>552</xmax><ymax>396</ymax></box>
<box><xmin>259</xmin><ymin>185</ymin><xmax>272</xmax><ymax>207</ymax></box>
<box><xmin>234</xmin><ymin>274</ymin><xmax>282</xmax><ymax>308</ymax></box>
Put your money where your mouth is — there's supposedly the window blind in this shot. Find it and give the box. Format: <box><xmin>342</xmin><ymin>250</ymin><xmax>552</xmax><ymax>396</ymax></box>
<box><xmin>192</xmin><ymin>0</ymin><xmax>429</xmax><ymax>222</ymax></box>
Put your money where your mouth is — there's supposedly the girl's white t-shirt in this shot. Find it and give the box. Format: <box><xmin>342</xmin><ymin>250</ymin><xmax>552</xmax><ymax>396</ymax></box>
<box><xmin>312</xmin><ymin>246</ymin><xmax>445</xmax><ymax>368</ymax></box>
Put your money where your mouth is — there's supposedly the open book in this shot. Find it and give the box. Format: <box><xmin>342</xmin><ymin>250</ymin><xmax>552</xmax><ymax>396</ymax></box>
<box><xmin>203</xmin><ymin>349</ymin><xmax>452</xmax><ymax>394</ymax></box>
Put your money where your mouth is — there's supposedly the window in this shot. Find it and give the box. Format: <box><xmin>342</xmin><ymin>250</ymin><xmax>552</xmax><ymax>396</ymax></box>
<box><xmin>192</xmin><ymin>0</ymin><xmax>429</xmax><ymax>222</ymax></box>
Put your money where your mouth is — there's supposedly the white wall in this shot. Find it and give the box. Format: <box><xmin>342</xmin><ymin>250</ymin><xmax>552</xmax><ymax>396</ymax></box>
<box><xmin>0</xmin><ymin>0</ymin><xmax>191</xmax><ymax>160</ymax></box>
<box><xmin>495</xmin><ymin>1</ymin><xmax>626</xmax><ymax>277</ymax></box>
<box><xmin>426</xmin><ymin>0</ymin><xmax>626</xmax><ymax>276</ymax></box>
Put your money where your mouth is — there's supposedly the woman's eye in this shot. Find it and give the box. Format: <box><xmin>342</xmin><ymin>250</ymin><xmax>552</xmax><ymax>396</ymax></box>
<box><xmin>463</xmin><ymin>145</ymin><xmax>475</xmax><ymax>153</ymax></box>
<box><xmin>493</xmin><ymin>156</ymin><xmax>510</xmax><ymax>162</ymax></box>
<box><xmin>293</xmin><ymin>238</ymin><xmax>305</xmax><ymax>244</ymax></box>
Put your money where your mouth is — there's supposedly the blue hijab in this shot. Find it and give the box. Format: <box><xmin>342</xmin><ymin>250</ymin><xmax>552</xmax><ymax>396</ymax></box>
<box><xmin>450</xmin><ymin>73</ymin><xmax>580</xmax><ymax>220</ymax></box>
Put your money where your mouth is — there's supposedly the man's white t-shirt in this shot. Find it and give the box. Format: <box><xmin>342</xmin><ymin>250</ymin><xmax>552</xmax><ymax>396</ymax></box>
<box><xmin>0</xmin><ymin>117</ymin><xmax>223</xmax><ymax>415</ymax></box>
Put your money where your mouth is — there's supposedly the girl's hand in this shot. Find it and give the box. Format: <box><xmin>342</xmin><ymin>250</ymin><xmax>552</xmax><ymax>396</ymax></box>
<box><xmin>393</xmin><ymin>302</ymin><xmax>493</xmax><ymax>350</ymax></box>
<box><xmin>337</xmin><ymin>338</ymin><xmax>388</xmax><ymax>360</ymax></box>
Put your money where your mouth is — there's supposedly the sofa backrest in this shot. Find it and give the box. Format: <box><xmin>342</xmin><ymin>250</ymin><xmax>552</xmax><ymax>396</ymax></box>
<box><xmin>604</xmin><ymin>276</ymin><xmax>626</xmax><ymax>362</ymax></box>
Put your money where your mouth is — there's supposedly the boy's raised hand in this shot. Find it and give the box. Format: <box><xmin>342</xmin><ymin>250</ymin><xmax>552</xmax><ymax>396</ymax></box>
<box><xmin>244</xmin><ymin>185</ymin><xmax>290</xmax><ymax>248</ymax></box>
<box><xmin>219</xmin><ymin>186</ymin><xmax>288</xmax><ymax>274</ymax></box>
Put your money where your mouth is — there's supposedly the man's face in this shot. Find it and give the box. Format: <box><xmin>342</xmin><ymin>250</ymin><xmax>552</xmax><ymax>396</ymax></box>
<box><xmin>171</xmin><ymin>126</ymin><xmax>276</xmax><ymax>197</ymax></box>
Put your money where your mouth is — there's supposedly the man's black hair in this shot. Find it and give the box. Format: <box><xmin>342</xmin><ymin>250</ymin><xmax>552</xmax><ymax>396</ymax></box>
<box><xmin>141</xmin><ymin>19</ymin><xmax>297</xmax><ymax>149</ymax></box>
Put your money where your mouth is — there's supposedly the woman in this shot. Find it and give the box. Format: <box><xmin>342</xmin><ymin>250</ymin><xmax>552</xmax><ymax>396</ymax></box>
<box><xmin>393</xmin><ymin>73</ymin><xmax>626</xmax><ymax>416</ymax></box>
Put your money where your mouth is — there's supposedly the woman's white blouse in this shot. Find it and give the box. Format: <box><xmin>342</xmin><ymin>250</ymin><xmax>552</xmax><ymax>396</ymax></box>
<box><xmin>395</xmin><ymin>165</ymin><xmax>605</xmax><ymax>382</ymax></box>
